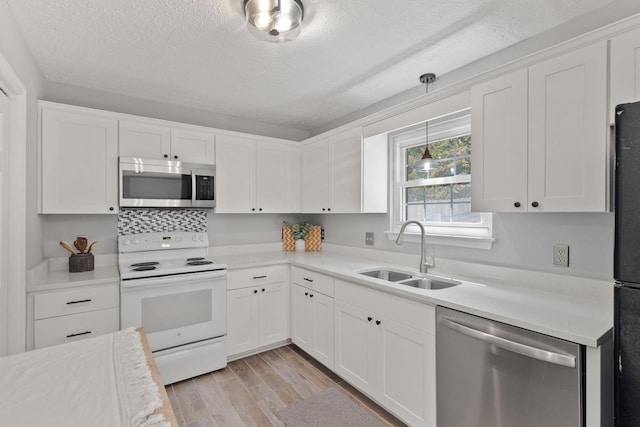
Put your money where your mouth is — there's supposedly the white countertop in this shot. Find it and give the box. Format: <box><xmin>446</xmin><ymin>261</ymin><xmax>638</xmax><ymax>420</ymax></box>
<box><xmin>215</xmin><ymin>247</ymin><xmax>613</xmax><ymax>348</ymax></box>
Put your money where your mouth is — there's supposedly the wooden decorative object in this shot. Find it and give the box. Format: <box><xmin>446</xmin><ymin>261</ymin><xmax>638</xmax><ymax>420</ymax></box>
<box><xmin>282</xmin><ymin>226</ymin><xmax>296</xmax><ymax>251</ymax></box>
<box><xmin>305</xmin><ymin>226</ymin><xmax>322</xmax><ymax>252</ymax></box>
<box><xmin>69</xmin><ymin>253</ymin><xmax>94</xmax><ymax>273</ymax></box>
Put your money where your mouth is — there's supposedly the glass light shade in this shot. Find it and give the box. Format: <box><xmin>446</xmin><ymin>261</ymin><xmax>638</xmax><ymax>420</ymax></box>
<box><xmin>244</xmin><ymin>0</ymin><xmax>304</xmax><ymax>42</ymax></box>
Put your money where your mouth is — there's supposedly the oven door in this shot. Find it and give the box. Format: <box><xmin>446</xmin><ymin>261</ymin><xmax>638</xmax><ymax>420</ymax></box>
<box><xmin>121</xmin><ymin>272</ymin><xmax>226</xmax><ymax>352</ymax></box>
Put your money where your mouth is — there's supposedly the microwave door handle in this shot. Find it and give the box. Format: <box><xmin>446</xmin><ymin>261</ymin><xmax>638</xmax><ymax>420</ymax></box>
<box><xmin>191</xmin><ymin>170</ymin><xmax>196</xmax><ymax>205</ymax></box>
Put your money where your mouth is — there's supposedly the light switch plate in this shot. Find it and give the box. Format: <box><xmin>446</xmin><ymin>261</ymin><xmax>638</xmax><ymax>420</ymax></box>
<box><xmin>365</xmin><ymin>232</ymin><xmax>374</xmax><ymax>246</ymax></box>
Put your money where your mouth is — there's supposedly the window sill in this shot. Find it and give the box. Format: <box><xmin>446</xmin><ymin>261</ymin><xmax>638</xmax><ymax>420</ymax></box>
<box><xmin>384</xmin><ymin>231</ymin><xmax>495</xmax><ymax>250</ymax></box>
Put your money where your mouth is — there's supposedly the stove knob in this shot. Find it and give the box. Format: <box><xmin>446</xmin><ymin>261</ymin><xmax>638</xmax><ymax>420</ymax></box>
<box><xmin>123</xmin><ymin>239</ymin><xmax>131</xmax><ymax>246</ymax></box>
<box><xmin>133</xmin><ymin>238</ymin><xmax>140</xmax><ymax>245</ymax></box>
<box><xmin>192</xmin><ymin>235</ymin><xmax>198</xmax><ymax>242</ymax></box>
<box><xmin>199</xmin><ymin>235</ymin><xmax>205</xmax><ymax>242</ymax></box>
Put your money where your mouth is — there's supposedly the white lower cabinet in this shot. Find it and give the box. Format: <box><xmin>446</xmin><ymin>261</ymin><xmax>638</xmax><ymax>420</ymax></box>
<box><xmin>227</xmin><ymin>265</ymin><xmax>290</xmax><ymax>358</ymax></box>
<box><xmin>290</xmin><ymin>283</ymin><xmax>334</xmax><ymax>369</ymax></box>
<box><xmin>31</xmin><ymin>283</ymin><xmax>120</xmax><ymax>349</ymax></box>
<box><xmin>334</xmin><ymin>279</ymin><xmax>436</xmax><ymax>427</ymax></box>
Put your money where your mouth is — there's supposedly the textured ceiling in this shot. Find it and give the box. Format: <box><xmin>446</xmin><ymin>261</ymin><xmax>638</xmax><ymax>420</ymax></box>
<box><xmin>6</xmin><ymin>0</ymin><xmax>619</xmax><ymax>132</ymax></box>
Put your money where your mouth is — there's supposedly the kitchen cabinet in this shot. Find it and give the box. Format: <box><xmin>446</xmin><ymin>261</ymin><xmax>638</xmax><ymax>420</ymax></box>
<box><xmin>610</xmin><ymin>26</ymin><xmax>640</xmax><ymax>123</ymax></box>
<box><xmin>32</xmin><ymin>283</ymin><xmax>119</xmax><ymax>349</ymax></box>
<box><xmin>215</xmin><ymin>134</ymin><xmax>299</xmax><ymax>213</ymax></box>
<box><xmin>290</xmin><ymin>267</ymin><xmax>334</xmax><ymax>369</ymax></box>
<box><xmin>301</xmin><ymin>127</ymin><xmax>362</xmax><ymax>213</ymax></box>
<box><xmin>471</xmin><ymin>41</ymin><xmax>608</xmax><ymax>212</ymax></box>
<box><xmin>39</xmin><ymin>105</ymin><xmax>119</xmax><ymax>214</ymax></box>
<box><xmin>119</xmin><ymin>120</ymin><xmax>216</xmax><ymax>164</ymax></box>
<box><xmin>226</xmin><ymin>265</ymin><xmax>289</xmax><ymax>358</ymax></box>
<box><xmin>334</xmin><ymin>279</ymin><xmax>436</xmax><ymax>427</ymax></box>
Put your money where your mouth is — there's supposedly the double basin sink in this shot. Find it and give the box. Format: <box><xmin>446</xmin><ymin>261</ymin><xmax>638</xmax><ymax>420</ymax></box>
<box><xmin>359</xmin><ymin>268</ymin><xmax>461</xmax><ymax>290</ymax></box>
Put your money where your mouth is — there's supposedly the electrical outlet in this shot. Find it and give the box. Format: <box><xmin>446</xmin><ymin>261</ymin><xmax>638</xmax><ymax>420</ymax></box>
<box><xmin>554</xmin><ymin>244</ymin><xmax>569</xmax><ymax>267</ymax></box>
<box><xmin>365</xmin><ymin>232</ymin><xmax>375</xmax><ymax>246</ymax></box>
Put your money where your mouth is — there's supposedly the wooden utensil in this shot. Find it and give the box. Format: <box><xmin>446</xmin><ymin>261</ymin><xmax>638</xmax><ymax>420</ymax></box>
<box><xmin>60</xmin><ymin>241</ymin><xmax>76</xmax><ymax>255</ymax></box>
<box><xmin>74</xmin><ymin>236</ymin><xmax>88</xmax><ymax>253</ymax></box>
<box><xmin>87</xmin><ymin>241</ymin><xmax>98</xmax><ymax>253</ymax></box>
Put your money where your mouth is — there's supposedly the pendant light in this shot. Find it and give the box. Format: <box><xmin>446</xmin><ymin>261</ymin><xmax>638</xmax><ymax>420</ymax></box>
<box><xmin>244</xmin><ymin>0</ymin><xmax>305</xmax><ymax>43</ymax></box>
<box><xmin>416</xmin><ymin>73</ymin><xmax>436</xmax><ymax>171</ymax></box>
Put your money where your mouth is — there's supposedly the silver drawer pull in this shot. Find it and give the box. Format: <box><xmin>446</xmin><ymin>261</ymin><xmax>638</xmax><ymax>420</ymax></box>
<box><xmin>66</xmin><ymin>331</ymin><xmax>92</xmax><ymax>338</ymax></box>
<box><xmin>303</xmin><ymin>277</ymin><xmax>314</xmax><ymax>283</ymax></box>
<box><xmin>252</xmin><ymin>275</ymin><xmax>267</xmax><ymax>279</ymax></box>
<box><xmin>66</xmin><ymin>299</ymin><xmax>92</xmax><ymax>305</ymax></box>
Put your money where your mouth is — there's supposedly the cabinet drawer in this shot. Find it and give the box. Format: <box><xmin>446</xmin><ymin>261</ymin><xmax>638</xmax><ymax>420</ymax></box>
<box><xmin>227</xmin><ymin>264</ymin><xmax>288</xmax><ymax>290</ymax></box>
<box><xmin>335</xmin><ymin>279</ymin><xmax>435</xmax><ymax>334</ymax></box>
<box><xmin>34</xmin><ymin>285</ymin><xmax>119</xmax><ymax>320</ymax></box>
<box><xmin>34</xmin><ymin>308</ymin><xmax>120</xmax><ymax>349</ymax></box>
<box><xmin>291</xmin><ymin>266</ymin><xmax>334</xmax><ymax>297</ymax></box>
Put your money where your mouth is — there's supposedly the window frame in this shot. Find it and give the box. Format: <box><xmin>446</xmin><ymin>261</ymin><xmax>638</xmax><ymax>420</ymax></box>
<box><xmin>387</xmin><ymin>110</ymin><xmax>495</xmax><ymax>249</ymax></box>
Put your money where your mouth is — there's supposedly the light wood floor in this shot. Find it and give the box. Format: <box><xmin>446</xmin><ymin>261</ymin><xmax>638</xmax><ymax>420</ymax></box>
<box><xmin>165</xmin><ymin>344</ymin><xmax>407</xmax><ymax>427</ymax></box>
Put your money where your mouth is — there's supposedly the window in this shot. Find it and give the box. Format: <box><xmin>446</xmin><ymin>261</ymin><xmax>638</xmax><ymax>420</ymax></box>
<box><xmin>390</xmin><ymin>110</ymin><xmax>493</xmax><ymax>248</ymax></box>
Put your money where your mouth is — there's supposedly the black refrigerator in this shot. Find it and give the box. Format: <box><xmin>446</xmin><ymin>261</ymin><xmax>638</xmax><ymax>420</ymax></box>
<box><xmin>614</xmin><ymin>101</ymin><xmax>640</xmax><ymax>426</ymax></box>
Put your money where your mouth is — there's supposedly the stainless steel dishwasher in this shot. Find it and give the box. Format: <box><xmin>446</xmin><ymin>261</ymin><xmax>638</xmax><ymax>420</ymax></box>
<box><xmin>436</xmin><ymin>306</ymin><xmax>584</xmax><ymax>427</ymax></box>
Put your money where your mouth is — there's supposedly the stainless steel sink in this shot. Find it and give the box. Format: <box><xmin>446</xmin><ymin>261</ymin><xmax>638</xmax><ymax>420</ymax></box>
<box><xmin>359</xmin><ymin>269</ymin><xmax>413</xmax><ymax>282</ymax></box>
<box><xmin>359</xmin><ymin>268</ymin><xmax>461</xmax><ymax>290</ymax></box>
<box><xmin>397</xmin><ymin>277</ymin><xmax>460</xmax><ymax>290</ymax></box>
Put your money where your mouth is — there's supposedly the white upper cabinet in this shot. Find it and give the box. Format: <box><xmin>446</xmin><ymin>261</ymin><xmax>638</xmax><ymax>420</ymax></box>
<box><xmin>610</xmin><ymin>26</ymin><xmax>640</xmax><ymax>123</ymax></box>
<box><xmin>471</xmin><ymin>41</ymin><xmax>608</xmax><ymax>212</ymax></box>
<box><xmin>215</xmin><ymin>133</ymin><xmax>299</xmax><ymax>213</ymax></box>
<box><xmin>119</xmin><ymin>120</ymin><xmax>215</xmax><ymax>164</ymax></box>
<box><xmin>40</xmin><ymin>106</ymin><xmax>119</xmax><ymax>214</ymax></box>
<box><xmin>471</xmin><ymin>69</ymin><xmax>528</xmax><ymax>213</ymax></box>
<box><xmin>301</xmin><ymin>127</ymin><xmax>363</xmax><ymax>213</ymax></box>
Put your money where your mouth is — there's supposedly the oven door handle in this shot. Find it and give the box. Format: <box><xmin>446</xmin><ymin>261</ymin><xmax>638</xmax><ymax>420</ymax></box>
<box><xmin>439</xmin><ymin>318</ymin><xmax>576</xmax><ymax>368</ymax></box>
<box><xmin>121</xmin><ymin>270</ymin><xmax>226</xmax><ymax>288</ymax></box>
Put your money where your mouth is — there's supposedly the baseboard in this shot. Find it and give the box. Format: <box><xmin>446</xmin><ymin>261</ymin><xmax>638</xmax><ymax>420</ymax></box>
<box><xmin>226</xmin><ymin>339</ymin><xmax>292</xmax><ymax>362</ymax></box>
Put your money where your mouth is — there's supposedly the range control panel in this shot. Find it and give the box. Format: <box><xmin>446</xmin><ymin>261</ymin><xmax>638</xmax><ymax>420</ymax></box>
<box><xmin>118</xmin><ymin>231</ymin><xmax>208</xmax><ymax>253</ymax></box>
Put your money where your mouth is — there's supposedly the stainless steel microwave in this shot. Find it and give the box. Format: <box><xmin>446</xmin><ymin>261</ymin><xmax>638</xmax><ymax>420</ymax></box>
<box><xmin>119</xmin><ymin>157</ymin><xmax>215</xmax><ymax>208</ymax></box>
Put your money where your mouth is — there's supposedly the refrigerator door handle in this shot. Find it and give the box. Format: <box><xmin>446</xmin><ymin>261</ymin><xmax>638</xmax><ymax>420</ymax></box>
<box><xmin>439</xmin><ymin>318</ymin><xmax>576</xmax><ymax>368</ymax></box>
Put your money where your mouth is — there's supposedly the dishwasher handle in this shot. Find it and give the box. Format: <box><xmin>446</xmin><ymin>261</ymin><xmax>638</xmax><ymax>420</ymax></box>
<box><xmin>439</xmin><ymin>317</ymin><xmax>576</xmax><ymax>368</ymax></box>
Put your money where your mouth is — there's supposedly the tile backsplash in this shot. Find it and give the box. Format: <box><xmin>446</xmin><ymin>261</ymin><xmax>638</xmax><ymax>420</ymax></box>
<box><xmin>118</xmin><ymin>209</ymin><xmax>207</xmax><ymax>235</ymax></box>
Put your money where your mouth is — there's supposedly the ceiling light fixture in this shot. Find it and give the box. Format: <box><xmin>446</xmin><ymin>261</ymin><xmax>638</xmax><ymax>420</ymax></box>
<box><xmin>244</xmin><ymin>0</ymin><xmax>304</xmax><ymax>43</ymax></box>
<box><xmin>417</xmin><ymin>73</ymin><xmax>437</xmax><ymax>171</ymax></box>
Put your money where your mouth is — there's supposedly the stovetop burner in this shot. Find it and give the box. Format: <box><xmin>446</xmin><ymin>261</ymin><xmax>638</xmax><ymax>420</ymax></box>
<box><xmin>131</xmin><ymin>261</ymin><xmax>160</xmax><ymax>267</ymax></box>
<box><xmin>187</xmin><ymin>260</ymin><xmax>214</xmax><ymax>266</ymax></box>
<box><xmin>132</xmin><ymin>265</ymin><xmax>157</xmax><ymax>271</ymax></box>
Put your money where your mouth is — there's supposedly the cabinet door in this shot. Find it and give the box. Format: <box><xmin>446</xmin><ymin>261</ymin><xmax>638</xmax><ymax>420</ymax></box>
<box><xmin>310</xmin><ymin>291</ymin><xmax>334</xmax><ymax>369</ymax></box>
<box><xmin>119</xmin><ymin>120</ymin><xmax>171</xmax><ymax>160</ymax></box>
<box><xmin>471</xmin><ymin>70</ymin><xmax>528</xmax><ymax>212</ymax></box>
<box><xmin>528</xmin><ymin>41</ymin><xmax>608</xmax><ymax>212</ymax></box>
<box><xmin>610</xmin><ymin>27</ymin><xmax>640</xmax><ymax>123</ymax></box>
<box><xmin>171</xmin><ymin>128</ymin><xmax>216</xmax><ymax>164</ymax></box>
<box><xmin>291</xmin><ymin>284</ymin><xmax>313</xmax><ymax>350</ymax></box>
<box><xmin>41</xmin><ymin>109</ymin><xmax>118</xmax><ymax>213</ymax></box>
<box><xmin>329</xmin><ymin>129</ymin><xmax>362</xmax><ymax>213</ymax></box>
<box><xmin>376</xmin><ymin>317</ymin><xmax>435</xmax><ymax>427</ymax></box>
<box><xmin>256</xmin><ymin>142</ymin><xmax>299</xmax><ymax>213</ymax></box>
<box><xmin>301</xmin><ymin>141</ymin><xmax>330</xmax><ymax>213</ymax></box>
<box><xmin>227</xmin><ymin>287</ymin><xmax>259</xmax><ymax>356</ymax></box>
<box><xmin>215</xmin><ymin>134</ymin><xmax>256</xmax><ymax>213</ymax></box>
<box><xmin>334</xmin><ymin>300</ymin><xmax>375</xmax><ymax>392</ymax></box>
<box><xmin>259</xmin><ymin>282</ymin><xmax>290</xmax><ymax>347</ymax></box>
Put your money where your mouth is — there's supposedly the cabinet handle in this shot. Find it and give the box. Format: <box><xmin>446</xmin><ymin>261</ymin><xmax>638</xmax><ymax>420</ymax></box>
<box><xmin>66</xmin><ymin>299</ymin><xmax>91</xmax><ymax>305</ymax></box>
<box><xmin>531</xmin><ymin>201</ymin><xmax>539</xmax><ymax>208</ymax></box>
<box><xmin>251</xmin><ymin>208</ymin><xmax>256</xmax><ymax>211</ymax></box>
<box><xmin>514</xmin><ymin>202</ymin><xmax>521</xmax><ymax>208</ymax></box>
<box><xmin>304</xmin><ymin>292</ymin><xmax>309</xmax><ymax>296</ymax></box>
<box><xmin>322</xmin><ymin>208</ymin><xmax>326</xmax><ymax>211</ymax></box>
<box><xmin>328</xmin><ymin>208</ymin><xmax>332</xmax><ymax>212</ymax></box>
<box><xmin>66</xmin><ymin>331</ymin><xmax>91</xmax><ymax>338</ymax></box>
<box><xmin>367</xmin><ymin>317</ymin><xmax>373</xmax><ymax>322</ymax></box>
<box><xmin>261</xmin><ymin>288</ymin><xmax>265</xmax><ymax>292</ymax></box>
<box><xmin>252</xmin><ymin>275</ymin><xmax>267</xmax><ymax>279</ymax></box>
<box><xmin>164</xmin><ymin>154</ymin><xmax>169</xmax><ymax>158</ymax></box>
<box><xmin>258</xmin><ymin>208</ymin><xmax>263</xmax><ymax>212</ymax></box>
<box><xmin>109</xmin><ymin>206</ymin><xmax>114</xmax><ymax>211</ymax></box>
<box><xmin>174</xmin><ymin>155</ymin><xmax>178</xmax><ymax>160</ymax></box>
<box><xmin>254</xmin><ymin>290</ymin><xmax>258</xmax><ymax>294</ymax></box>
<box><xmin>303</xmin><ymin>277</ymin><xmax>313</xmax><ymax>283</ymax></box>
<box><xmin>309</xmin><ymin>294</ymin><xmax>314</xmax><ymax>298</ymax></box>
<box><xmin>375</xmin><ymin>320</ymin><xmax>381</xmax><ymax>325</ymax></box>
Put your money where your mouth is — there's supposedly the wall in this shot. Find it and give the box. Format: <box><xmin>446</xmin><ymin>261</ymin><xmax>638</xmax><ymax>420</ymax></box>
<box><xmin>0</xmin><ymin>0</ymin><xmax>45</xmax><ymax>269</ymax></box>
<box><xmin>309</xmin><ymin>213</ymin><xmax>614</xmax><ymax>280</ymax></box>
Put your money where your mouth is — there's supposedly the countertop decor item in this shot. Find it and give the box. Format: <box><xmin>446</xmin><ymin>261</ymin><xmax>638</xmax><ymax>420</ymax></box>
<box><xmin>282</xmin><ymin>221</ymin><xmax>320</xmax><ymax>252</ymax></box>
<box><xmin>60</xmin><ymin>236</ymin><xmax>97</xmax><ymax>272</ymax></box>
